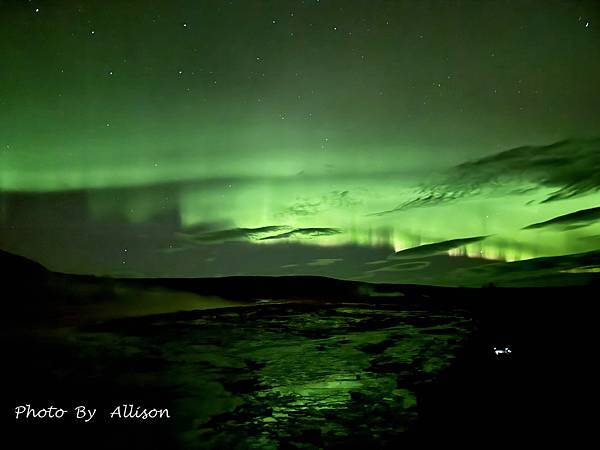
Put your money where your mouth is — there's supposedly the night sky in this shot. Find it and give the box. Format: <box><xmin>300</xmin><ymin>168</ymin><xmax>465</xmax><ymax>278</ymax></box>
<box><xmin>1</xmin><ymin>0</ymin><xmax>600</xmax><ymax>285</ymax></box>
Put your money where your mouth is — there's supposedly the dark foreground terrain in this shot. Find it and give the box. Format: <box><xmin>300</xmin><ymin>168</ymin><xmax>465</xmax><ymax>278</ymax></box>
<box><xmin>2</xmin><ymin>250</ymin><xmax>597</xmax><ymax>447</ymax></box>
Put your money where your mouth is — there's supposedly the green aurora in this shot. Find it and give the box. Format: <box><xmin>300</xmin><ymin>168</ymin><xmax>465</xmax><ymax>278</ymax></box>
<box><xmin>1</xmin><ymin>0</ymin><xmax>600</xmax><ymax>284</ymax></box>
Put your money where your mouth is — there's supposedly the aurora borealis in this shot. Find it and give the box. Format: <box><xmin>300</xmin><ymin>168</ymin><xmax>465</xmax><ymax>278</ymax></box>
<box><xmin>3</xmin><ymin>3</ymin><xmax>600</xmax><ymax>443</ymax></box>
<box><xmin>1</xmin><ymin>0</ymin><xmax>600</xmax><ymax>284</ymax></box>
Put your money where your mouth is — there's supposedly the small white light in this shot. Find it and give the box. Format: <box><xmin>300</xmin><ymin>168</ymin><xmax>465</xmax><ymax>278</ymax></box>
<box><xmin>493</xmin><ymin>346</ymin><xmax>512</xmax><ymax>355</ymax></box>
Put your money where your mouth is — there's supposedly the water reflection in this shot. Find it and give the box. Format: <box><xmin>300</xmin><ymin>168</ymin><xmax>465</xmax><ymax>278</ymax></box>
<box><xmin>79</xmin><ymin>304</ymin><xmax>473</xmax><ymax>448</ymax></box>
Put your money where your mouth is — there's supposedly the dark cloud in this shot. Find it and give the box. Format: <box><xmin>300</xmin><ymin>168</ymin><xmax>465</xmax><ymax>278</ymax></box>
<box><xmin>177</xmin><ymin>225</ymin><xmax>341</xmax><ymax>245</ymax></box>
<box><xmin>374</xmin><ymin>138</ymin><xmax>600</xmax><ymax>214</ymax></box>
<box><xmin>281</xmin><ymin>200</ymin><xmax>322</xmax><ymax>217</ymax></box>
<box><xmin>183</xmin><ymin>225</ymin><xmax>291</xmax><ymax>243</ymax></box>
<box><xmin>259</xmin><ymin>228</ymin><xmax>342</xmax><ymax>241</ymax></box>
<box><xmin>280</xmin><ymin>191</ymin><xmax>361</xmax><ymax>217</ymax></box>
<box><xmin>389</xmin><ymin>236</ymin><xmax>489</xmax><ymax>259</ymax></box>
<box><xmin>523</xmin><ymin>206</ymin><xmax>600</xmax><ymax>231</ymax></box>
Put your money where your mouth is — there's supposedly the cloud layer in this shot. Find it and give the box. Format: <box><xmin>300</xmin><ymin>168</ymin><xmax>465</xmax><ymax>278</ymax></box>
<box><xmin>259</xmin><ymin>228</ymin><xmax>342</xmax><ymax>241</ymax></box>
<box><xmin>376</xmin><ymin>138</ymin><xmax>600</xmax><ymax>214</ymax></box>
<box><xmin>389</xmin><ymin>236</ymin><xmax>489</xmax><ymax>259</ymax></box>
<box><xmin>179</xmin><ymin>225</ymin><xmax>342</xmax><ymax>244</ymax></box>
<box><xmin>523</xmin><ymin>206</ymin><xmax>600</xmax><ymax>230</ymax></box>
<box><xmin>183</xmin><ymin>226</ymin><xmax>291</xmax><ymax>243</ymax></box>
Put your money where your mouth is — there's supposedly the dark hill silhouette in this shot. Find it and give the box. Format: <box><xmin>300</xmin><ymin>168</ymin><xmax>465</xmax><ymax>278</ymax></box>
<box><xmin>0</xmin><ymin>248</ymin><xmax>449</xmax><ymax>306</ymax></box>
<box><xmin>1</xmin><ymin>249</ymin><xmax>46</xmax><ymax>276</ymax></box>
<box><xmin>2</xmin><ymin>248</ymin><xmax>597</xmax><ymax>445</ymax></box>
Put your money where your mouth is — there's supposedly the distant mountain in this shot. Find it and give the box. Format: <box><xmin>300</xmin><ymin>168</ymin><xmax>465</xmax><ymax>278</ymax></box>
<box><xmin>0</xmin><ymin>249</ymin><xmax>420</xmax><ymax>299</ymax></box>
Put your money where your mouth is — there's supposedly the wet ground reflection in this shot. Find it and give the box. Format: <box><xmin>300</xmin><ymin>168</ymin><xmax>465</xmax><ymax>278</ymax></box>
<box><xmin>78</xmin><ymin>304</ymin><xmax>473</xmax><ymax>448</ymax></box>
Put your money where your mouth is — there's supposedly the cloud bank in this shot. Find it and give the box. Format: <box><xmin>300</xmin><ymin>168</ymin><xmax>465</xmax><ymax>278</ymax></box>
<box><xmin>179</xmin><ymin>225</ymin><xmax>342</xmax><ymax>244</ymax></box>
<box><xmin>182</xmin><ymin>225</ymin><xmax>291</xmax><ymax>243</ymax></box>
<box><xmin>523</xmin><ymin>206</ymin><xmax>600</xmax><ymax>230</ymax></box>
<box><xmin>259</xmin><ymin>228</ymin><xmax>342</xmax><ymax>241</ymax></box>
<box><xmin>389</xmin><ymin>236</ymin><xmax>489</xmax><ymax>259</ymax></box>
<box><xmin>375</xmin><ymin>138</ymin><xmax>600</xmax><ymax>214</ymax></box>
